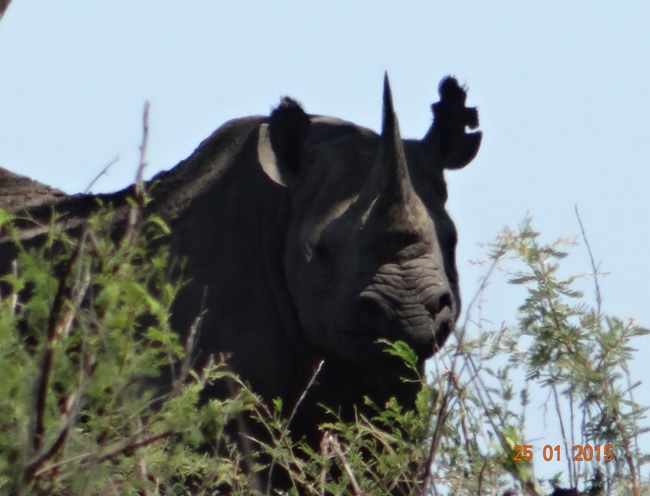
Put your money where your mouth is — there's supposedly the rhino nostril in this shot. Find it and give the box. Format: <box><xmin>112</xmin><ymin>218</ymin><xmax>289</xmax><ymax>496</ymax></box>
<box><xmin>438</xmin><ymin>291</ymin><xmax>452</xmax><ymax>310</ymax></box>
<box><xmin>426</xmin><ymin>290</ymin><xmax>453</xmax><ymax>315</ymax></box>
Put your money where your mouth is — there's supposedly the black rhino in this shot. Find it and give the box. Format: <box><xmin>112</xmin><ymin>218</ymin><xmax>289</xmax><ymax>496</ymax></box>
<box><xmin>0</xmin><ymin>75</ymin><xmax>480</xmax><ymax>443</ymax></box>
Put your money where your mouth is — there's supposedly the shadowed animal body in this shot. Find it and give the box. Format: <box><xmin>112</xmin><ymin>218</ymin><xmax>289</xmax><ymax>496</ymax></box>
<box><xmin>0</xmin><ymin>76</ymin><xmax>481</xmax><ymax>448</ymax></box>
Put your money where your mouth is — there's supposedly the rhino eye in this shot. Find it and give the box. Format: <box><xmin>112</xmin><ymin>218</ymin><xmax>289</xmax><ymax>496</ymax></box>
<box><xmin>314</xmin><ymin>244</ymin><xmax>332</xmax><ymax>267</ymax></box>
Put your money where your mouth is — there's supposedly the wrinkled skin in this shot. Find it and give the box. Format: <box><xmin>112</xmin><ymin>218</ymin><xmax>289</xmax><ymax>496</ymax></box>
<box><xmin>243</xmin><ymin>77</ymin><xmax>481</xmax><ymax>442</ymax></box>
<box><xmin>0</xmin><ymin>76</ymin><xmax>481</xmax><ymax>449</ymax></box>
<box><xmin>282</xmin><ymin>105</ymin><xmax>461</xmax><ymax>366</ymax></box>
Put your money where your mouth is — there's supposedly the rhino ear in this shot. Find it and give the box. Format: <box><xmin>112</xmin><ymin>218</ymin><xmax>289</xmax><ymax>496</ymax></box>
<box><xmin>423</xmin><ymin>77</ymin><xmax>482</xmax><ymax>170</ymax></box>
<box><xmin>258</xmin><ymin>97</ymin><xmax>310</xmax><ymax>187</ymax></box>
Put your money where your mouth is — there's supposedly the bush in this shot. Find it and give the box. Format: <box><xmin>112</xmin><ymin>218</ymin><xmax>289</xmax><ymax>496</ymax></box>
<box><xmin>427</xmin><ymin>217</ymin><xmax>649</xmax><ymax>495</ymax></box>
<box><xmin>0</xmin><ymin>203</ymin><xmax>647</xmax><ymax>495</ymax></box>
<box><xmin>0</xmin><ymin>200</ymin><xmax>270</xmax><ymax>495</ymax></box>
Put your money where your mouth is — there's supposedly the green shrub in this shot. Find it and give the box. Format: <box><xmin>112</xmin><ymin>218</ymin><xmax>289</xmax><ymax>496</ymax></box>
<box><xmin>0</xmin><ymin>203</ymin><xmax>647</xmax><ymax>495</ymax></box>
<box><xmin>0</xmin><ymin>203</ymin><xmax>260</xmax><ymax>495</ymax></box>
<box><xmin>427</xmin><ymin>217</ymin><xmax>649</xmax><ymax>495</ymax></box>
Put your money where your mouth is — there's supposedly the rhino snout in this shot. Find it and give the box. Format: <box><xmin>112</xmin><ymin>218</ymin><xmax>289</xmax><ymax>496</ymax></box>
<box><xmin>354</xmin><ymin>266</ymin><xmax>455</xmax><ymax>360</ymax></box>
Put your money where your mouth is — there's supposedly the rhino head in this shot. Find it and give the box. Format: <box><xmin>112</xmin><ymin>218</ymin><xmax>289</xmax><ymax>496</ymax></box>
<box><xmin>258</xmin><ymin>75</ymin><xmax>480</xmax><ymax>372</ymax></box>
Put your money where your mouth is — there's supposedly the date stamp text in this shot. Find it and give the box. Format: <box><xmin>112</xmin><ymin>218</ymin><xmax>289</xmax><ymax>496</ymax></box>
<box><xmin>513</xmin><ymin>445</ymin><xmax>614</xmax><ymax>462</ymax></box>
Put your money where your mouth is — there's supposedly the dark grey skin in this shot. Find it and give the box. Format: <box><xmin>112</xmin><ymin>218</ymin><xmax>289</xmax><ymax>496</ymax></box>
<box><xmin>0</xmin><ymin>76</ymin><xmax>481</xmax><ymax>446</ymax></box>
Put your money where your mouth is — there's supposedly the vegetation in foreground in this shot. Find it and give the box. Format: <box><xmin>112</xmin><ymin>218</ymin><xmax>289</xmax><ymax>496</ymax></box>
<box><xmin>0</xmin><ymin>197</ymin><xmax>647</xmax><ymax>495</ymax></box>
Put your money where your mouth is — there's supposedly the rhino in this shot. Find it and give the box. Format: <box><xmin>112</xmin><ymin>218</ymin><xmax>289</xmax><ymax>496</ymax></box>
<box><xmin>0</xmin><ymin>75</ymin><xmax>480</xmax><ymax>444</ymax></box>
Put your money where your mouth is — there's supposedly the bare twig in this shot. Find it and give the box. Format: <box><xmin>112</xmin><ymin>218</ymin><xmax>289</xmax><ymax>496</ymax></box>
<box><xmin>33</xmin><ymin>430</ymin><xmax>174</xmax><ymax>478</ymax></box>
<box><xmin>26</xmin><ymin>358</ymin><xmax>91</xmax><ymax>483</ymax></box>
<box><xmin>552</xmin><ymin>384</ymin><xmax>574</xmax><ymax>487</ymax></box>
<box><xmin>321</xmin><ymin>432</ymin><xmax>363</xmax><ymax>495</ymax></box>
<box><xmin>24</xmin><ymin>232</ymin><xmax>92</xmax><ymax>487</ymax></box>
<box><xmin>10</xmin><ymin>259</ymin><xmax>18</xmax><ymax>313</ymax></box>
<box><xmin>456</xmin><ymin>349</ymin><xmax>541</xmax><ymax>495</ymax></box>
<box><xmin>569</xmin><ymin>391</ymin><xmax>577</xmax><ymax>489</ymax></box>
<box><xmin>454</xmin><ymin>249</ymin><xmax>504</xmax><ymax>348</ymax></box>
<box><xmin>477</xmin><ymin>459</ymin><xmax>488</xmax><ymax>495</ymax></box>
<box><xmin>220</xmin><ymin>368</ymin><xmax>265</xmax><ymax>496</ymax></box>
<box><xmin>179</xmin><ymin>289</ymin><xmax>208</xmax><ymax>382</ymax></box>
<box><xmin>135</xmin><ymin>101</ymin><xmax>150</xmax><ymax>200</ymax></box>
<box><xmin>288</xmin><ymin>359</ymin><xmax>325</xmax><ymax>427</ymax></box>
<box><xmin>444</xmin><ymin>251</ymin><xmax>504</xmax><ymax>395</ymax></box>
<box><xmin>179</xmin><ymin>311</ymin><xmax>206</xmax><ymax>379</ymax></box>
<box><xmin>125</xmin><ymin>101</ymin><xmax>151</xmax><ymax>247</ymax></box>
<box><xmin>31</xmin><ymin>237</ymin><xmax>85</xmax><ymax>453</ymax></box>
<box><xmin>422</xmin><ymin>376</ymin><xmax>452</xmax><ymax>488</ymax></box>
<box><xmin>84</xmin><ymin>155</ymin><xmax>120</xmax><ymax>194</ymax></box>
<box><xmin>266</xmin><ymin>359</ymin><xmax>325</xmax><ymax>494</ymax></box>
<box><xmin>575</xmin><ymin>205</ymin><xmax>602</xmax><ymax>317</ymax></box>
<box><xmin>422</xmin><ymin>250</ymin><xmax>505</xmax><ymax>495</ymax></box>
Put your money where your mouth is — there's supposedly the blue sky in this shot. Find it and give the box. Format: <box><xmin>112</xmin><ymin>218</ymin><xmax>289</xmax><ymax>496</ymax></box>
<box><xmin>1</xmin><ymin>1</ymin><xmax>649</xmax><ymax>486</ymax></box>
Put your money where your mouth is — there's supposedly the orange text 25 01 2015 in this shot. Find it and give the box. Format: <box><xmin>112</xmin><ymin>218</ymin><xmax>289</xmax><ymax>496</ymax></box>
<box><xmin>513</xmin><ymin>445</ymin><xmax>614</xmax><ymax>462</ymax></box>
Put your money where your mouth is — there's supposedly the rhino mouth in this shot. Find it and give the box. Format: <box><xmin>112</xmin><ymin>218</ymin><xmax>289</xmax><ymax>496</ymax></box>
<box><xmin>344</xmin><ymin>288</ymin><xmax>455</xmax><ymax>361</ymax></box>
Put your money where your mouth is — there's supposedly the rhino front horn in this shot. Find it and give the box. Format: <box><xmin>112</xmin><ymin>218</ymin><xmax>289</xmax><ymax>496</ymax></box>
<box><xmin>378</xmin><ymin>73</ymin><xmax>413</xmax><ymax>206</ymax></box>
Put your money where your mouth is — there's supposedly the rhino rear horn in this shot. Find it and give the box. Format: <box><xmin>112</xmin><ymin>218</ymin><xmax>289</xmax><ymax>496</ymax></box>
<box><xmin>258</xmin><ymin>97</ymin><xmax>310</xmax><ymax>187</ymax></box>
<box><xmin>424</xmin><ymin>76</ymin><xmax>482</xmax><ymax>170</ymax></box>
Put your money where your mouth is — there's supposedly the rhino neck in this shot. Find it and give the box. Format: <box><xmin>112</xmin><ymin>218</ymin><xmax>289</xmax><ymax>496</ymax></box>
<box><xmin>166</xmin><ymin>120</ymin><xmax>319</xmax><ymax>406</ymax></box>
